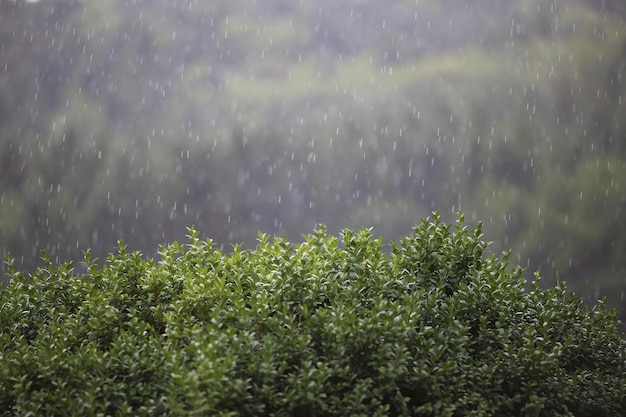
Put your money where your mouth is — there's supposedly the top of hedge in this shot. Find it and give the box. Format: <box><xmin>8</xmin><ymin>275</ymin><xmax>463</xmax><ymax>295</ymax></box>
<box><xmin>1</xmin><ymin>213</ymin><xmax>625</xmax><ymax>417</ymax></box>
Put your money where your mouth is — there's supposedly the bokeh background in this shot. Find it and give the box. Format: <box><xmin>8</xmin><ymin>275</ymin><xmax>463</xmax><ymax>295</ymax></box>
<box><xmin>1</xmin><ymin>0</ymin><xmax>625</xmax><ymax>322</ymax></box>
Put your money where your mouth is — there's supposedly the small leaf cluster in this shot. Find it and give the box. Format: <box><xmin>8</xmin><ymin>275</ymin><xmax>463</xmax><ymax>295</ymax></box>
<box><xmin>1</xmin><ymin>213</ymin><xmax>625</xmax><ymax>416</ymax></box>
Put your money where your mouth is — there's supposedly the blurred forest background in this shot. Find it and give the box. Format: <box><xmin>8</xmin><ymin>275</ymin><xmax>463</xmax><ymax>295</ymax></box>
<box><xmin>1</xmin><ymin>0</ymin><xmax>625</xmax><ymax>322</ymax></box>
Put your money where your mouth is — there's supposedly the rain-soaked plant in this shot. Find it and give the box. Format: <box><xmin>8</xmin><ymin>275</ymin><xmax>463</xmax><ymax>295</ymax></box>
<box><xmin>1</xmin><ymin>213</ymin><xmax>625</xmax><ymax>416</ymax></box>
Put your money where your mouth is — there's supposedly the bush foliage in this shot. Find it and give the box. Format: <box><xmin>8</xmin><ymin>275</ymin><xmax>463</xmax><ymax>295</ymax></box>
<box><xmin>1</xmin><ymin>213</ymin><xmax>625</xmax><ymax>416</ymax></box>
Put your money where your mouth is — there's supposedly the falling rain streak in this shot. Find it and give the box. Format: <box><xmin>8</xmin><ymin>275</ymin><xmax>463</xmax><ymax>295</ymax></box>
<box><xmin>0</xmin><ymin>0</ymin><xmax>625</xmax><ymax>323</ymax></box>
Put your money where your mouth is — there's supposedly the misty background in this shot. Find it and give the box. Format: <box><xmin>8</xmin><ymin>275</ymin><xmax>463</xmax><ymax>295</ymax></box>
<box><xmin>1</xmin><ymin>0</ymin><xmax>625</xmax><ymax>322</ymax></box>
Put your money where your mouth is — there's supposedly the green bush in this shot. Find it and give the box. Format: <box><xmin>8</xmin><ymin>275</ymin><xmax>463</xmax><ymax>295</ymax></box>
<box><xmin>1</xmin><ymin>213</ymin><xmax>625</xmax><ymax>416</ymax></box>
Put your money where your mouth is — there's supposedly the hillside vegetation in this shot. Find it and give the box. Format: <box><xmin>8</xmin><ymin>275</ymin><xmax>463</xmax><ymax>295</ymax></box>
<box><xmin>1</xmin><ymin>0</ymin><xmax>625</xmax><ymax>320</ymax></box>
